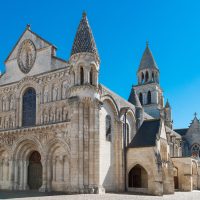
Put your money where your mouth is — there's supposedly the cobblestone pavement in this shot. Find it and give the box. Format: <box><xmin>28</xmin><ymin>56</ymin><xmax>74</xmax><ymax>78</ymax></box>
<box><xmin>1</xmin><ymin>191</ymin><xmax>200</xmax><ymax>200</ymax></box>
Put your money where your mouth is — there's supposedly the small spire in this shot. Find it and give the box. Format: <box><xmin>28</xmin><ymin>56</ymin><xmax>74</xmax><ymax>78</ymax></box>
<box><xmin>138</xmin><ymin>42</ymin><xmax>158</xmax><ymax>71</ymax></box>
<box><xmin>165</xmin><ymin>99</ymin><xmax>171</xmax><ymax>108</ymax></box>
<box><xmin>26</xmin><ymin>24</ymin><xmax>31</xmax><ymax>30</ymax></box>
<box><xmin>82</xmin><ymin>11</ymin><xmax>87</xmax><ymax>18</ymax></box>
<box><xmin>128</xmin><ymin>87</ymin><xmax>142</xmax><ymax>108</ymax></box>
<box><xmin>194</xmin><ymin>112</ymin><xmax>198</xmax><ymax>118</ymax></box>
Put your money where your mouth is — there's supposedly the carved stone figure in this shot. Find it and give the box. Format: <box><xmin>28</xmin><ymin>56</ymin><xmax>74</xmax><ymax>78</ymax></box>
<box><xmin>52</xmin><ymin>85</ymin><xmax>58</xmax><ymax>101</ymax></box>
<box><xmin>44</xmin><ymin>87</ymin><xmax>48</xmax><ymax>103</ymax></box>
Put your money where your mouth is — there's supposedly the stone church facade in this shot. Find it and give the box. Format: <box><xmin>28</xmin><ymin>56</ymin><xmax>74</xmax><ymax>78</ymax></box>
<box><xmin>0</xmin><ymin>12</ymin><xmax>199</xmax><ymax>196</ymax></box>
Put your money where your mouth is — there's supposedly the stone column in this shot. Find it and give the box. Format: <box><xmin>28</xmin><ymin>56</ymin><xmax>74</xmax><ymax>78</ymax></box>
<box><xmin>0</xmin><ymin>159</ymin><xmax>3</xmax><ymax>181</ymax></box>
<box><xmin>60</xmin><ymin>156</ymin><xmax>64</xmax><ymax>182</ymax></box>
<box><xmin>14</xmin><ymin>159</ymin><xmax>19</xmax><ymax>190</ymax></box>
<box><xmin>9</xmin><ymin>158</ymin><xmax>14</xmax><ymax>190</ymax></box>
<box><xmin>53</xmin><ymin>159</ymin><xmax>56</xmax><ymax>182</ymax></box>
<box><xmin>40</xmin><ymin>157</ymin><xmax>48</xmax><ymax>192</ymax></box>
<box><xmin>19</xmin><ymin>160</ymin><xmax>24</xmax><ymax>190</ymax></box>
<box><xmin>46</xmin><ymin>158</ymin><xmax>51</xmax><ymax>191</ymax></box>
<box><xmin>88</xmin><ymin>103</ymin><xmax>94</xmax><ymax>190</ymax></box>
<box><xmin>36</xmin><ymin>93</ymin><xmax>40</xmax><ymax>125</ymax></box>
<box><xmin>78</xmin><ymin>102</ymin><xmax>84</xmax><ymax>191</ymax></box>
<box><xmin>16</xmin><ymin>98</ymin><xmax>20</xmax><ymax>127</ymax></box>
<box><xmin>23</xmin><ymin>161</ymin><xmax>28</xmax><ymax>190</ymax></box>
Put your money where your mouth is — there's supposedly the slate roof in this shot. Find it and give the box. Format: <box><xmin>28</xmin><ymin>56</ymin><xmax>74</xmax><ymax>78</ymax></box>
<box><xmin>128</xmin><ymin>88</ymin><xmax>142</xmax><ymax>108</ymax></box>
<box><xmin>138</xmin><ymin>43</ymin><xmax>158</xmax><ymax>71</ymax></box>
<box><xmin>71</xmin><ymin>12</ymin><xmax>99</xmax><ymax>60</ymax></box>
<box><xmin>174</xmin><ymin>128</ymin><xmax>188</xmax><ymax>136</ymax></box>
<box><xmin>128</xmin><ymin>119</ymin><xmax>161</xmax><ymax>148</ymax></box>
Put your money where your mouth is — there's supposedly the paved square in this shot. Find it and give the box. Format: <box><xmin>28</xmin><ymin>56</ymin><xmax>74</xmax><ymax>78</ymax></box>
<box><xmin>1</xmin><ymin>191</ymin><xmax>200</xmax><ymax>200</ymax></box>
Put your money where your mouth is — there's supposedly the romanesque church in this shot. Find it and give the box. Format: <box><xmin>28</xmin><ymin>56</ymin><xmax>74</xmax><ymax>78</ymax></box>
<box><xmin>0</xmin><ymin>12</ymin><xmax>199</xmax><ymax>196</ymax></box>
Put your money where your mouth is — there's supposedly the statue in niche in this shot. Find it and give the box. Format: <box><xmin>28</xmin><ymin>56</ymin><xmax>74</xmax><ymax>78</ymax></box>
<box><xmin>9</xmin><ymin>116</ymin><xmax>12</xmax><ymax>128</ymax></box>
<box><xmin>10</xmin><ymin>95</ymin><xmax>15</xmax><ymax>110</ymax></box>
<box><xmin>55</xmin><ymin>108</ymin><xmax>59</xmax><ymax>122</ymax></box>
<box><xmin>49</xmin><ymin>109</ymin><xmax>54</xmax><ymax>122</ymax></box>
<box><xmin>44</xmin><ymin>87</ymin><xmax>48</xmax><ymax>103</ymax></box>
<box><xmin>2</xmin><ymin>97</ymin><xmax>6</xmax><ymax>111</ymax></box>
<box><xmin>0</xmin><ymin>117</ymin><xmax>2</xmax><ymax>128</ymax></box>
<box><xmin>4</xmin><ymin>117</ymin><xmax>9</xmax><ymax>129</ymax></box>
<box><xmin>52</xmin><ymin>85</ymin><xmax>58</xmax><ymax>101</ymax></box>
<box><xmin>62</xmin><ymin>80</ymin><xmax>69</xmax><ymax>99</ymax></box>
<box><xmin>62</xmin><ymin>107</ymin><xmax>68</xmax><ymax>121</ymax></box>
<box><xmin>44</xmin><ymin>111</ymin><xmax>48</xmax><ymax>124</ymax></box>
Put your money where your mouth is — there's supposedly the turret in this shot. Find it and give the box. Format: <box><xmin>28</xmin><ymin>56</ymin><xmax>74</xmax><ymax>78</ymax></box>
<box><xmin>164</xmin><ymin>99</ymin><xmax>173</xmax><ymax>129</ymax></box>
<box><xmin>128</xmin><ymin>87</ymin><xmax>144</xmax><ymax>130</ymax></box>
<box><xmin>69</xmin><ymin>12</ymin><xmax>100</xmax><ymax>99</ymax></box>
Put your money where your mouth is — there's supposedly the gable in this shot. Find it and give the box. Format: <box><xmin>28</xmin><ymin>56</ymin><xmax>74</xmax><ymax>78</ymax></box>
<box><xmin>5</xmin><ymin>27</ymin><xmax>56</xmax><ymax>63</ymax></box>
<box><xmin>0</xmin><ymin>27</ymin><xmax>67</xmax><ymax>85</ymax></box>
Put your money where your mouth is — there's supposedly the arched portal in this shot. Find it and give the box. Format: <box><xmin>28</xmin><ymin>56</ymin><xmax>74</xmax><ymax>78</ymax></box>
<box><xmin>22</xmin><ymin>88</ymin><xmax>36</xmax><ymax>127</ymax></box>
<box><xmin>28</xmin><ymin>151</ymin><xmax>42</xmax><ymax>190</ymax></box>
<box><xmin>128</xmin><ymin>164</ymin><xmax>148</xmax><ymax>188</ymax></box>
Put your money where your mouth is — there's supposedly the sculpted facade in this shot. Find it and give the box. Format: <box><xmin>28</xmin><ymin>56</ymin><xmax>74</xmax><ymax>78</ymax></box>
<box><xmin>0</xmin><ymin>12</ymin><xmax>199</xmax><ymax>196</ymax></box>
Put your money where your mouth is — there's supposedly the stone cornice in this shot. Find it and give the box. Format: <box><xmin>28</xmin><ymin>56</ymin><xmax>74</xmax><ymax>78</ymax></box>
<box><xmin>0</xmin><ymin>120</ymin><xmax>70</xmax><ymax>134</ymax></box>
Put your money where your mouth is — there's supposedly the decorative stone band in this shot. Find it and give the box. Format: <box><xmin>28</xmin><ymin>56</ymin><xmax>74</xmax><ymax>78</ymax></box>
<box><xmin>0</xmin><ymin>120</ymin><xmax>70</xmax><ymax>133</ymax></box>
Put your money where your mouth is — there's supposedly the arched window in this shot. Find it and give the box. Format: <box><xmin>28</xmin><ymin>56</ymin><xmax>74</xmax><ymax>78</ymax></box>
<box><xmin>22</xmin><ymin>88</ymin><xmax>36</xmax><ymax>127</ymax></box>
<box><xmin>147</xmin><ymin>91</ymin><xmax>151</xmax><ymax>104</ymax></box>
<box><xmin>141</xmin><ymin>72</ymin><xmax>144</xmax><ymax>83</ymax></box>
<box><xmin>152</xmin><ymin>72</ymin><xmax>154</xmax><ymax>81</ymax></box>
<box><xmin>139</xmin><ymin>93</ymin><xmax>143</xmax><ymax>105</ymax></box>
<box><xmin>90</xmin><ymin>68</ymin><xmax>93</xmax><ymax>85</ymax></box>
<box><xmin>128</xmin><ymin>164</ymin><xmax>148</xmax><ymax>188</ymax></box>
<box><xmin>191</xmin><ymin>144</ymin><xmax>200</xmax><ymax>158</ymax></box>
<box><xmin>106</xmin><ymin>115</ymin><xmax>111</xmax><ymax>142</ymax></box>
<box><xmin>145</xmin><ymin>71</ymin><xmax>149</xmax><ymax>82</ymax></box>
<box><xmin>80</xmin><ymin>67</ymin><xmax>84</xmax><ymax>85</ymax></box>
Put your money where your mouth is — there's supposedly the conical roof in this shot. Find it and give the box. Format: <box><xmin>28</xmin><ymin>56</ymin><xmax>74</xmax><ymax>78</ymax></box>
<box><xmin>128</xmin><ymin>88</ymin><xmax>142</xmax><ymax>108</ymax></box>
<box><xmin>165</xmin><ymin>99</ymin><xmax>171</xmax><ymax>108</ymax></box>
<box><xmin>138</xmin><ymin>43</ymin><xmax>158</xmax><ymax>71</ymax></box>
<box><xmin>71</xmin><ymin>12</ymin><xmax>99</xmax><ymax>60</ymax></box>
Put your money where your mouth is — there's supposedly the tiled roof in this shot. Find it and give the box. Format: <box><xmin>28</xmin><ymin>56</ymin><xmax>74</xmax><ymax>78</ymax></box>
<box><xmin>128</xmin><ymin>119</ymin><xmax>160</xmax><ymax>148</ymax></box>
<box><xmin>71</xmin><ymin>12</ymin><xmax>99</xmax><ymax>60</ymax></box>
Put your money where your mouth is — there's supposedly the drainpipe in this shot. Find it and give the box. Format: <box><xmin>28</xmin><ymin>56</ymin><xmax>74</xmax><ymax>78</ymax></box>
<box><xmin>123</xmin><ymin>110</ymin><xmax>127</xmax><ymax>192</ymax></box>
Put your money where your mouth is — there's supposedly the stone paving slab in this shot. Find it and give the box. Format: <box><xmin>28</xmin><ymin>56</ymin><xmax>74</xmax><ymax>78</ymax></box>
<box><xmin>1</xmin><ymin>191</ymin><xmax>200</xmax><ymax>200</ymax></box>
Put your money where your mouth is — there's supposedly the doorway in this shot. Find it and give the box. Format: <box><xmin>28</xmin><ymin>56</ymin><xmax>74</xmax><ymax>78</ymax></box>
<box><xmin>28</xmin><ymin>151</ymin><xmax>42</xmax><ymax>190</ymax></box>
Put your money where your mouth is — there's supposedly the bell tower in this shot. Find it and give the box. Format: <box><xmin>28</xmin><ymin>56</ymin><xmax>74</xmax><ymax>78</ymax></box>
<box><xmin>132</xmin><ymin>42</ymin><xmax>164</xmax><ymax>118</ymax></box>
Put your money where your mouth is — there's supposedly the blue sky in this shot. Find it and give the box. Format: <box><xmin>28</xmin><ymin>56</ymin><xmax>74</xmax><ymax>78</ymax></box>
<box><xmin>0</xmin><ymin>0</ymin><xmax>200</xmax><ymax>128</ymax></box>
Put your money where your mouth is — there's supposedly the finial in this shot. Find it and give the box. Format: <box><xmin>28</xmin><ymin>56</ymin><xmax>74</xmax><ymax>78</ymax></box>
<box><xmin>82</xmin><ymin>11</ymin><xmax>87</xmax><ymax>18</ymax></box>
<box><xmin>26</xmin><ymin>24</ymin><xmax>31</xmax><ymax>30</ymax></box>
<box><xmin>194</xmin><ymin>112</ymin><xmax>197</xmax><ymax>118</ymax></box>
<box><xmin>146</xmin><ymin>40</ymin><xmax>149</xmax><ymax>47</ymax></box>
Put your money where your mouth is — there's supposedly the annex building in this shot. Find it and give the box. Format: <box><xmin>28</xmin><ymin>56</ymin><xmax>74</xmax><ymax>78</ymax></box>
<box><xmin>0</xmin><ymin>12</ymin><xmax>199</xmax><ymax>196</ymax></box>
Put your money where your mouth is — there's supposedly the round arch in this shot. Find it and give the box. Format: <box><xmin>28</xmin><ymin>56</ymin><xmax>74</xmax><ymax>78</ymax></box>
<box><xmin>101</xmin><ymin>95</ymin><xmax>120</xmax><ymax>117</ymax></box>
